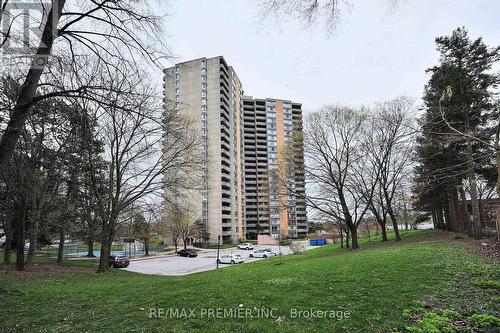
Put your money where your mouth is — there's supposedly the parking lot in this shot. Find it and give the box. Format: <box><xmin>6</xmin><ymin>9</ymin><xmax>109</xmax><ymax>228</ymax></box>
<box><xmin>125</xmin><ymin>243</ymin><xmax>312</xmax><ymax>276</ymax></box>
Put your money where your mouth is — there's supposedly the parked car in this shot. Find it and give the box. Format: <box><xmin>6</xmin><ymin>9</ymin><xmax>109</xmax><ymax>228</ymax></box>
<box><xmin>177</xmin><ymin>249</ymin><xmax>198</xmax><ymax>257</ymax></box>
<box><xmin>248</xmin><ymin>249</ymin><xmax>274</xmax><ymax>258</ymax></box>
<box><xmin>108</xmin><ymin>255</ymin><xmax>130</xmax><ymax>268</ymax></box>
<box><xmin>261</xmin><ymin>248</ymin><xmax>280</xmax><ymax>256</ymax></box>
<box><xmin>217</xmin><ymin>254</ymin><xmax>245</xmax><ymax>264</ymax></box>
<box><xmin>237</xmin><ymin>243</ymin><xmax>254</xmax><ymax>250</ymax></box>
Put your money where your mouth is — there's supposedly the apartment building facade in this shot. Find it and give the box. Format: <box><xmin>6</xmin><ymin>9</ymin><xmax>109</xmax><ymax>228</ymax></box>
<box><xmin>242</xmin><ymin>97</ymin><xmax>307</xmax><ymax>239</ymax></box>
<box><xmin>164</xmin><ymin>56</ymin><xmax>307</xmax><ymax>244</ymax></box>
<box><xmin>163</xmin><ymin>56</ymin><xmax>245</xmax><ymax>244</ymax></box>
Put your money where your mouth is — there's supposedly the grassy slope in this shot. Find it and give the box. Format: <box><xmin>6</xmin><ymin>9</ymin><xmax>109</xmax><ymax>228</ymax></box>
<box><xmin>0</xmin><ymin>230</ymin><xmax>498</xmax><ymax>333</ymax></box>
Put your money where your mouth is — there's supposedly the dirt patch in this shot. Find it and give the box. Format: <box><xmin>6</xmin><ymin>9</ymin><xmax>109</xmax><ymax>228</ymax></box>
<box><xmin>455</xmin><ymin>237</ymin><xmax>499</xmax><ymax>265</ymax></box>
<box><xmin>1</xmin><ymin>264</ymin><xmax>96</xmax><ymax>277</ymax></box>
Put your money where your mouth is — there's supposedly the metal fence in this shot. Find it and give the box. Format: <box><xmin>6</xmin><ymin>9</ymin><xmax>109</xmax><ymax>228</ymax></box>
<box><xmin>38</xmin><ymin>243</ymin><xmax>169</xmax><ymax>260</ymax></box>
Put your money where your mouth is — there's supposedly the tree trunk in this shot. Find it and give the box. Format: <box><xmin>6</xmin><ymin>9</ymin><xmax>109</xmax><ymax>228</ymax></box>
<box><xmin>86</xmin><ymin>216</ymin><xmax>96</xmax><ymax>257</ymax></box>
<box><xmin>451</xmin><ymin>187</ymin><xmax>462</xmax><ymax>231</ymax></box>
<box><xmin>3</xmin><ymin>213</ymin><xmax>12</xmax><ymax>265</ymax></box>
<box><xmin>444</xmin><ymin>194</ymin><xmax>453</xmax><ymax>232</ymax></box>
<box><xmin>459</xmin><ymin>187</ymin><xmax>472</xmax><ymax>236</ymax></box>
<box><xmin>0</xmin><ymin>0</ymin><xmax>66</xmax><ymax>172</ymax></box>
<box><xmin>431</xmin><ymin>209</ymin><xmax>436</xmax><ymax>229</ymax></box>
<box><xmin>144</xmin><ymin>240</ymin><xmax>150</xmax><ymax>256</ymax></box>
<box><xmin>345</xmin><ymin>228</ymin><xmax>350</xmax><ymax>248</ymax></box>
<box><xmin>381</xmin><ymin>222</ymin><xmax>388</xmax><ymax>241</ymax></box>
<box><xmin>98</xmin><ymin>236</ymin><xmax>110</xmax><ymax>273</ymax></box>
<box><xmin>98</xmin><ymin>221</ymin><xmax>113</xmax><ymax>273</ymax></box>
<box><xmin>496</xmin><ymin>145</ymin><xmax>500</xmax><ymax>243</ymax></box>
<box><xmin>56</xmin><ymin>231</ymin><xmax>64</xmax><ymax>265</ymax></box>
<box><xmin>387</xmin><ymin>208</ymin><xmax>401</xmax><ymax>241</ymax></box>
<box><xmin>15</xmin><ymin>199</ymin><xmax>26</xmax><ymax>271</ymax></box>
<box><xmin>86</xmin><ymin>239</ymin><xmax>95</xmax><ymax>257</ymax></box>
<box><xmin>466</xmin><ymin>142</ymin><xmax>482</xmax><ymax>239</ymax></box>
<box><xmin>404</xmin><ymin>211</ymin><xmax>409</xmax><ymax>230</ymax></box>
<box><xmin>349</xmin><ymin>226</ymin><xmax>359</xmax><ymax>249</ymax></box>
<box><xmin>370</xmin><ymin>206</ymin><xmax>387</xmax><ymax>241</ymax></box>
<box><xmin>437</xmin><ymin>206</ymin><xmax>444</xmax><ymax>230</ymax></box>
<box><xmin>26</xmin><ymin>205</ymin><xmax>40</xmax><ymax>265</ymax></box>
<box><xmin>366</xmin><ymin>224</ymin><xmax>371</xmax><ymax>241</ymax></box>
<box><xmin>338</xmin><ymin>227</ymin><xmax>344</xmax><ymax>248</ymax></box>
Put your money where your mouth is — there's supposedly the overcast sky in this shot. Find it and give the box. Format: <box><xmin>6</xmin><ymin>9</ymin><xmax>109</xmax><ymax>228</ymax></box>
<box><xmin>164</xmin><ymin>0</ymin><xmax>500</xmax><ymax>112</ymax></box>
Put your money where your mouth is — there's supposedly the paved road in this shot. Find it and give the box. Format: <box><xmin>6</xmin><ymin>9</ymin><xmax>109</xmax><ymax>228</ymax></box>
<box><xmin>125</xmin><ymin>243</ymin><xmax>312</xmax><ymax>276</ymax></box>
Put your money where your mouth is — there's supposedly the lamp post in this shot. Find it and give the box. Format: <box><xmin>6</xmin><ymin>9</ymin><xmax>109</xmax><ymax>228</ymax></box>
<box><xmin>278</xmin><ymin>235</ymin><xmax>282</xmax><ymax>265</ymax></box>
<box><xmin>216</xmin><ymin>235</ymin><xmax>221</xmax><ymax>268</ymax></box>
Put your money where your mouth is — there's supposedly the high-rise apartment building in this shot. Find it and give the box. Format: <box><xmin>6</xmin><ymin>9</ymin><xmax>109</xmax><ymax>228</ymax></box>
<box><xmin>163</xmin><ymin>56</ymin><xmax>245</xmax><ymax>244</ymax></box>
<box><xmin>163</xmin><ymin>56</ymin><xmax>307</xmax><ymax>244</ymax></box>
<box><xmin>242</xmin><ymin>97</ymin><xmax>307</xmax><ymax>239</ymax></box>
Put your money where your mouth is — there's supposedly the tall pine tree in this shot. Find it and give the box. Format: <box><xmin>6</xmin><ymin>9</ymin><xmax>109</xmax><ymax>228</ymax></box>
<box><xmin>415</xmin><ymin>27</ymin><xmax>499</xmax><ymax>238</ymax></box>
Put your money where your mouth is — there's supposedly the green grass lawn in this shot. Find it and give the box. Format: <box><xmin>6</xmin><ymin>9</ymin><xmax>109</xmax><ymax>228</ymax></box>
<box><xmin>0</xmin><ymin>230</ymin><xmax>498</xmax><ymax>332</ymax></box>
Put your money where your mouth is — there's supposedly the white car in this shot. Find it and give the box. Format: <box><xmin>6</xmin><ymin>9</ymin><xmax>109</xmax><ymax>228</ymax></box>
<box><xmin>217</xmin><ymin>254</ymin><xmax>245</xmax><ymax>264</ymax></box>
<box><xmin>248</xmin><ymin>249</ymin><xmax>274</xmax><ymax>258</ymax></box>
<box><xmin>261</xmin><ymin>248</ymin><xmax>279</xmax><ymax>256</ymax></box>
<box><xmin>237</xmin><ymin>243</ymin><xmax>254</xmax><ymax>250</ymax></box>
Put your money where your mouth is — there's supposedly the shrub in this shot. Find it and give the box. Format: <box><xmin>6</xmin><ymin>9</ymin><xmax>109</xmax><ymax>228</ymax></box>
<box><xmin>441</xmin><ymin>309</ymin><xmax>460</xmax><ymax>320</ymax></box>
<box><xmin>468</xmin><ymin>314</ymin><xmax>500</xmax><ymax>328</ymax></box>
<box><xmin>279</xmin><ymin>239</ymin><xmax>291</xmax><ymax>246</ymax></box>
<box><xmin>473</xmin><ymin>280</ymin><xmax>500</xmax><ymax>291</ymax></box>
<box><xmin>289</xmin><ymin>241</ymin><xmax>305</xmax><ymax>254</ymax></box>
<box><xmin>406</xmin><ymin>312</ymin><xmax>454</xmax><ymax>333</ymax></box>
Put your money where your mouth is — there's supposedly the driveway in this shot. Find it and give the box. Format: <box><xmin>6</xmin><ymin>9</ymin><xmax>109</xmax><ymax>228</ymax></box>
<box><xmin>125</xmin><ymin>243</ymin><xmax>314</xmax><ymax>276</ymax></box>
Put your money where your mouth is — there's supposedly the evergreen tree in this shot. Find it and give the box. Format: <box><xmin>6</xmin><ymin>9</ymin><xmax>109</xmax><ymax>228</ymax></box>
<box><xmin>414</xmin><ymin>28</ymin><xmax>499</xmax><ymax>238</ymax></box>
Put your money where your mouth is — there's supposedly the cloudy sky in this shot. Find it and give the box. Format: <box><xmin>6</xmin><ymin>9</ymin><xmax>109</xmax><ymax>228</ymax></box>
<box><xmin>163</xmin><ymin>0</ymin><xmax>500</xmax><ymax>111</ymax></box>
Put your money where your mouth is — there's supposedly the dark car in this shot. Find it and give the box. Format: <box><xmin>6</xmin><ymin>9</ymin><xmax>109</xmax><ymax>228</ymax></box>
<box><xmin>177</xmin><ymin>249</ymin><xmax>198</xmax><ymax>257</ymax></box>
<box><xmin>108</xmin><ymin>255</ymin><xmax>130</xmax><ymax>268</ymax></box>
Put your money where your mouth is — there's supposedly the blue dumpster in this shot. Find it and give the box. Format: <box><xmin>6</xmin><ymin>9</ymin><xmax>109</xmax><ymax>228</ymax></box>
<box><xmin>309</xmin><ymin>239</ymin><xmax>327</xmax><ymax>246</ymax></box>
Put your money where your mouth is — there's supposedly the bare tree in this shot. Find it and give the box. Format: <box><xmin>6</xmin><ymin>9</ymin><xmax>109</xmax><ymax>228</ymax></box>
<box><xmin>369</xmin><ymin>98</ymin><xmax>415</xmax><ymax>241</ymax></box>
<box><xmin>73</xmin><ymin>64</ymin><xmax>199</xmax><ymax>273</ymax></box>
<box><xmin>314</xmin><ymin>209</ymin><xmax>347</xmax><ymax>248</ymax></box>
<box><xmin>165</xmin><ymin>195</ymin><xmax>200</xmax><ymax>252</ymax></box>
<box><xmin>129</xmin><ymin>205</ymin><xmax>161</xmax><ymax>257</ymax></box>
<box><xmin>305</xmin><ymin>106</ymin><xmax>379</xmax><ymax>249</ymax></box>
<box><xmin>167</xmin><ymin>203</ymin><xmax>182</xmax><ymax>254</ymax></box>
<box><xmin>0</xmin><ymin>0</ymin><xmax>169</xmax><ymax>172</ymax></box>
<box><xmin>259</xmin><ymin>0</ymin><xmax>347</xmax><ymax>33</ymax></box>
<box><xmin>259</xmin><ymin>0</ymin><xmax>404</xmax><ymax>34</ymax></box>
<box><xmin>178</xmin><ymin>216</ymin><xmax>195</xmax><ymax>251</ymax></box>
